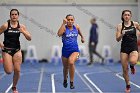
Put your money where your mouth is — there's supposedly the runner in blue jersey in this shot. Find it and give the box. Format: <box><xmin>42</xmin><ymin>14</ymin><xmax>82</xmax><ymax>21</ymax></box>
<box><xmin>0</xmin><ymin>9</ymin><xmax>31</xmax><ymax>93</ymax></box>
<box><xmin>57</xmin><ymin>14</ymin><xmax>85</xmax><ymax>89</ymax></box>
<box><xmin>116</xmin><ymin>10</ymin><xmax>140</xmax><ymax>93</ymax></box>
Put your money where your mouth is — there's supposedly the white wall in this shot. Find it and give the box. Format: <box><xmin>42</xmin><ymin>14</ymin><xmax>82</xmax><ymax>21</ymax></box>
<box><xmin>1</xmin><ymin>0</ymin><xmax>137</xmax><ymax>4</ymax></box>
<box><xmin>0</xmin><ymin>4</ymin><xmax>138</xmax><ymax>62</ymax></box>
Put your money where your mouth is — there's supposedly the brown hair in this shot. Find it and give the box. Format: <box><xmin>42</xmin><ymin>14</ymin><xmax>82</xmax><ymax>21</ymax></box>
<box><xmin>121</xmin><ymin>10</ymin><xmax>132</xmax><ymax>21</ymax></box>
<box><xmin>10</xmin><ymin>9</ymin><xmax>19</xmax><ymax>16</ymax></box>
<box><xmin>66</xmin><ymin>14</ymin><xmax>74</xmax><ymax>19</ymax></box>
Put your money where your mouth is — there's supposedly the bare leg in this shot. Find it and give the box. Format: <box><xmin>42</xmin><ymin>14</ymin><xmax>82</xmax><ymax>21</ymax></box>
<box><xmin>68</xmin><ymin>52</ymin><xmax>79</xmax><ymax>89</ymax></box>
<box><xmin>12</xmin><ymin>50</ymin><xmax>22</xmax><ymax>89</ymax></box>
<box><xmin>129</xmin><ymin>51</ymin><xmax>138</xmax><ymax>65</ymax></box>
<box><xmin>62</xmin><ymin>57</ymin><xmax>69</xmax><ymax>81</ymax></box>
<box><xmin>62</xmin><ymin>56</ymin><xmax>69</xmax><ymax>88</ymax></box>
<box><xmin>129</xmin><ymin>51</ymin><xmax>138</xmax><ymax>74</ymax></box>
<box><xmin>120</xmin><ymin>53</ymin><xmax>130</xmax><ymax>91</ymax></box>
<box><xmin>2</xmin><ymin>52</ymin><xmax>13</xmax><ymax>74</ymax></box>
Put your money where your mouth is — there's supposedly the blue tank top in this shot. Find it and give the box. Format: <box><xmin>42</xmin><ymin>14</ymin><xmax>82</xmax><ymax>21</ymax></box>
<box><xmin>62</xmin><ymin>25</ymin><xmax>79</xmax><ymax>51</ymax></box>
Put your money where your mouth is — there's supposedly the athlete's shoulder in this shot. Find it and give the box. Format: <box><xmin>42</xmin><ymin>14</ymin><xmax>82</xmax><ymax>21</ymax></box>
<box><xmin>132</xmin><ymin>21</ymin><xmax>140</xmax><ymax>29</ymax></box>
<box><xmin>19</xmin><ymin>24</ymin><xmax>26</xmax><ymax>29</ymax></box>
<box><xmin>118</xmin><ymin>23</ymin><xmax>122</xmax><ymax>26</ymax></box>
<box><xmin>75</xmin><ymin>24</ymin><xmax>80</xmax><ymax>30</ymax></box>
<box><xmin>132</xmin><ymin>21</ymin><xmax>139</xmax><ymax>25</ymax></box>
<box><xmin>1</xmin><ymin>22</ymin><xmax>8</xmax><ymax>30</ymax></box>
<box><xmin>19</xmin><ymin>24</ymin><xmax>25</xmax><ymax>27</ymax></box>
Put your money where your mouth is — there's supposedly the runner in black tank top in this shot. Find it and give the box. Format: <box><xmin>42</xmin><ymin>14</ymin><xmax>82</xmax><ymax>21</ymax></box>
<box><xmin>2</xmin><ymin>20</ymin><xmax>21</xmax><ymax>56</ymax></box>
<box><xmin>121</xmin><ymin>21</ymin><xmax>138</xmax><ymax>54</ymax></box>
<box><xmin>4</xmin><ymin>19</ymin><xmax>20</xmax><ymax>48</ymax></box>
<box><xmin>0</xmin><ymin>9</ymin><xmax>31</xmax><ymax>93</ymax></box>
<box><xmin>116</xmin><ymin>10</ymin><xmax>140</xmax><ymax>93</ymax></box>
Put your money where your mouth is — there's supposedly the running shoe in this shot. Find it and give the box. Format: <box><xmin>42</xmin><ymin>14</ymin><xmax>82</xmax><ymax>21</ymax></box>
<box><xmin>63</xmin><ymin>80</ymin><xmax>68</xmax><ymax>88</ymax></box>
<box><xmin>125</xmin><ymin>85</ymin><xmax>130</xmax><ymax>93</ymax></box>
<box><xmin>70</xmin><ymin>82</ymin><xmax>75</xmax><ymax>89</ymax></box>
<box><xmin>12</xmin><ymin>87</ymin><xmax>18</xmax><ymax>93</ymax></box>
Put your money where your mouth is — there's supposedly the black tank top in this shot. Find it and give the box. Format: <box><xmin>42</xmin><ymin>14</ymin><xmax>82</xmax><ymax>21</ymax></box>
<box><xmin>121</xmin><ymin>21</ymin><xmax>137</xmax><ymax>46</ymax></box>
<box><xmin>3</xmin><ymin>20</ymin><xmax>21</xmax><ymax>48</ymax></box>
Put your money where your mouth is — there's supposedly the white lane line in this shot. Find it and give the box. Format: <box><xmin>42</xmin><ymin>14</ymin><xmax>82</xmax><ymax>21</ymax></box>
<box><xmin>38</xmin><ymin>67</ymin><xmax>44</xmax><ymax>93</ymax></box>
<box><xmin>5</xmin><ymin>69</ymin><xmax>43</xmax><ymax>93</ymax></box>
<box><xmin>51</xmin><ymin>73</ymin><xmax>55</xmax><ymax>93</ymax></box>
<box><xmin>116</xmin><ymin>72</ymin><xmax>140</xmax><ymax>89</ymax></box>
<box><xmin>75</xmin><ymin>69</ymin><xmax>95</xmax><ymax>93</ymax></box>
<box><xmin>84</xmin><ymin>73</ymin><xmax>103</xmax><ymax>93</ymax></box>
<box><xmin>5</xmin><ymin>83</ymin><xmax>13</xmax><ymax>93</ymax></box>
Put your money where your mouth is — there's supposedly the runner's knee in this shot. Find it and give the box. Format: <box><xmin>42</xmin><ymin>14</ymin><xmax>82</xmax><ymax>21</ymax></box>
<box><xmin>5</xmin><ymin>69</ymin><xmax>13</xmax><ymax>74</ymax></box>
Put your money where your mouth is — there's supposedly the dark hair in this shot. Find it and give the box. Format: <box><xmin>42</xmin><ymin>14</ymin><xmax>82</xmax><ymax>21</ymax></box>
<box><xmin>10</xmin><ymin>9</ymin><xmax>19</xmax><ymax>16</ymax></box>
<box><xmin>121</xmin><ymin>10</ymin><xmax>132</xmax><ymax>21</ymax></box>
<box><xmin>66</xmin><ymin>14</ymin><xmax>74</xmax><ymax>19</ymax></box>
